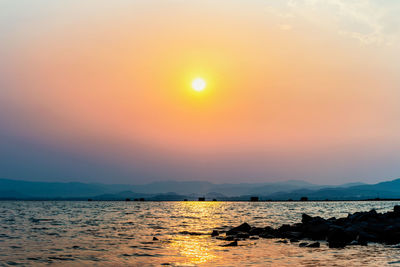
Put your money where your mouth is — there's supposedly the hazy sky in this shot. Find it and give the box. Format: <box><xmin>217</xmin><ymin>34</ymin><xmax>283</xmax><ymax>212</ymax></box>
<box><xmin>1</xmin><ymin>0</ymin><xmax>400</xmax><ymax>184</ymax></box>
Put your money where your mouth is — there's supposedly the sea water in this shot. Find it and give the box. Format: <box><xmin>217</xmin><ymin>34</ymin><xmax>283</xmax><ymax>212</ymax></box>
<box><xmin>1</xmin><ymin>201</ymin><xmax>400</xmax><ymax>266</ymax></box>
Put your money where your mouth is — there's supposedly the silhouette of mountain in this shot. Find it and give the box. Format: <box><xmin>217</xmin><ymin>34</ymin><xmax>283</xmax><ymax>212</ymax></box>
<box><xmin>260</xmin><ymin>178</ymin><xmax>400</xmax><ymax>200</ymax></box>
<box><xmin>3</xmin><ymin>177</ymin><xmax>395</xmax><ymax>201</ymax></box>
<box><xmin>0</xmin><ymin>178</ymin><xmax>332</xmax><ymax>198</ymax></box>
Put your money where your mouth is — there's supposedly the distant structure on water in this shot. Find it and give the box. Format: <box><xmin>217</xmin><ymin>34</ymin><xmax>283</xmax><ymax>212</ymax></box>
<box><xmin>250</xmin><ymin>196</ymin><xmax>259</xmax><ymax>202</ymax></box>
<box><xmin>300</xmin><ymin>196</ymin><xmax>308</xmax><ymax>201</ymax></box>
<box><xmin>198</xmin><ymin>197</ymin><xmax>205</xmax><ymax>201</ymax></box>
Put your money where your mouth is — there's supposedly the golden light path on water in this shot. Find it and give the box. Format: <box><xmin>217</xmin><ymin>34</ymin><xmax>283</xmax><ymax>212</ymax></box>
<box><xmin>167</xmin><ymin>202</ymin><xmax>220</xmax><ymax>265</ymax></box>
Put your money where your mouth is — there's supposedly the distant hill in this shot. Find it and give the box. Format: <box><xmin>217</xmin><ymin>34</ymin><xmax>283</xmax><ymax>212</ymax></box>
<box><xmin>0</xmin><ymin>178</ymin><xmax>333</xmax><ymax>199</ymax></box>
<box><xmin>260</xmin><ymin>178</ymin><xmax>400</xmax><ymax>200</ymax></box>
<box><xmin>129</xmin><ymin>180</ymin><xmax>336</xmax><ymax>196</ymax></box>
<box><xmin>2</xmin><ymin>177</ymin><xmax>393</xmax><ymax>201</ymax></box>
<box><xmin>0</xmin><ymin>178</ymin><xmax>136</xmax><ymax>199</ymax></box>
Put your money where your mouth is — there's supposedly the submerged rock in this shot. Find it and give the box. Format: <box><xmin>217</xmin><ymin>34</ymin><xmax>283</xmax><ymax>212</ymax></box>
<box><xmin>223</xmin><ymin>241</ymin><xmax>238</xmax><ymax>247</ymax></box>
<box><xmin>306</xmin><ymin>242</ymin><xmax>320</xmax><ymax>248</ymax></box>
<box><xmin>298</xmin><ymin>242</ymin><xmax>308</xmax><ymax>247</ymax></box>
<box><xmin>211</xmin><ymin>230</ymin><xmax>219</xmax><ymax>237</ymax></box>
<box><xmin>226</xmin><ymin>223</ymin><xmax>251</xmax><ymax>235</ymax></box>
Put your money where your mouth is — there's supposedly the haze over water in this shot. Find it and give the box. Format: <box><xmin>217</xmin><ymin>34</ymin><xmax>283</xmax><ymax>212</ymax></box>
<box><xmin>1</xmin><ymin>201</ymin><xmax>400</xmax><ymax>266</ymax></box>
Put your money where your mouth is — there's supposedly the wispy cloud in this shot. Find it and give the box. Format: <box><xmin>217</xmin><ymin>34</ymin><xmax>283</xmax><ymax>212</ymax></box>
<box><xmin>267</xmin><ymin>0</ymin><xmax>400</xmax><ymax>45</ymax></box>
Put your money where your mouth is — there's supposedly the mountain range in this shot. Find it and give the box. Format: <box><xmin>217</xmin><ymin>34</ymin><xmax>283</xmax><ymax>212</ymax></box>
<box><xmin>2</xmin><ymin>177</ymin><xmax>399</xmax><ymax>200</ymax></box>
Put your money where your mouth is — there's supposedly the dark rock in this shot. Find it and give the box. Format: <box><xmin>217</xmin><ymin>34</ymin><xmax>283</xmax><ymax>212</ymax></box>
<box><xmin>357</xmin><ymin>231</ymin><xmax>376</xmax><ymax>245</ymax></box>
<box><xmin>261</xmin><ymin>226</ymin><xmax>276</xmax><ymax>236</ymax></box>
<box><xmin>302</xmin><ymin>214</ymin><xmax>313</xmax><ymax>224</ymax></box>
<box><xmin>394</xmin><ymin>205</ymin><xmax>400</xmax><ymax>214</ymax></box>
<box><xmin>223</xmin><ymin>236</ymin><xmax>236</xmax><ymax>241</ymax></box>
<box><xmin>235</xmin><ymin>232</ymin><xmax>250</xmax><ymax>239</ymax></box>
<box><xmin>303</xmin><ymin>222</ymin><xmax>329</xmax><ymax>240</ymax></box>
<box><xmin>327</xmin><ymin>225</ymin><xmax>353</xmax><ymax>245</ymax></box>
<box><xmin>299</xmin><ymin>242</ymin><xmax>308</xmax><ymax>247</ymax></box>
<box><xmin>383</xmin><ymin>230</ymin><xmax>400</xmax><ymax>245</ymax></box>
<box><xmin>226</xmin><ymin>223</ymin><xmax>251</xmax><ymax>235</ymax></box>
<box><xmin>259</xmin><ymin>233</ymin><xmax>275</xmax><ymax>239</ymax></box>
<box><xmin>249</xmin><ymin>227</ymin><xmax>265</xmax><ymax>236</ymax></box>
<box><xmin>275</xmin><ymin>239</ymin><xmax>288</xmax><ymax>244</ymax></box>
<box><xmin>283</xmin><ymin>231</ymin><xmax>302</xmax><ymax>239</ymax></box>
<box><xmin>211</xmin><ymin>230</ymin><xmax>219</xmax><ymax>237</ymax></box>
<box><xmin>153</xmin><ymin>237</ymin><xmax>159</xmax><ymax>241</ymax></box>
<box><xmin>223</xmin><ymin>241</ymin><xmax>238</xmax><ymax>247</ymax></box>
<box><xmin>328</xmin><ymin>241</ymin><xmax>347</xmax><ymax>248</ymax></box>
<box><xmin>306</xmin><ymin>242</ymin><xmax>320</xmax><ymax>248</ymax></box>
<box><xmin>219</xmin><ymin>206</ymin><xmax>400</xmax><ymax>249</ymax></box>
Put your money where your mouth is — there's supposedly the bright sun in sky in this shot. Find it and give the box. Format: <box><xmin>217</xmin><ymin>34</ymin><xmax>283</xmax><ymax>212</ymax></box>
<box><xmin>191</xmin><ymin>78</ymin><xmax>206</xmax><ymax>92</ymax></box>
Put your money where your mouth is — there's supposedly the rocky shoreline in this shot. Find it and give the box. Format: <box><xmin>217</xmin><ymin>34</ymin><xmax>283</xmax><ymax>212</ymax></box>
<box><xmin>212</xmin><ymin>206</ymin><xmax>400</xmax><ymax>248</ymax></box>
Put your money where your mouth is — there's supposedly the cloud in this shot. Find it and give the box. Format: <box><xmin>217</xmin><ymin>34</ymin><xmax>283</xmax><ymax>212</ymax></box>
<box><xmin>266</xmin><ymin>0</ymin><xmax>400</xmax><ymax>46</ymax></box>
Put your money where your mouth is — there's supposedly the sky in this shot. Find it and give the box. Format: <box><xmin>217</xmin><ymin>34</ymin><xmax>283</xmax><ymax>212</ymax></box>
<box><xmin>1</xmin><ymin>0</ymin><xmax>400</xmax><ymax>185</ymax></box>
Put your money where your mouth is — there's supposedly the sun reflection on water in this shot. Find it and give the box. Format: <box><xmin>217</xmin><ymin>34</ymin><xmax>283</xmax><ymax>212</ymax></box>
<box><xmin>169</xmin><ymin>235</ymin><xmax>216</xmax><ymax>265</ymax></box>
<box><xmin>167</xmin><ymin>201</ymin><xmax>223</xmax><ymax>265</ymax></box>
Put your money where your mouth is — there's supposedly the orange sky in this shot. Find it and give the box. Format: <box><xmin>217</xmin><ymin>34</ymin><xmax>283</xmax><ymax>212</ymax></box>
<box><xmin>1</xmin><ymin>0</ymin><xmax>400</xmax><ymax>184</ymax></box>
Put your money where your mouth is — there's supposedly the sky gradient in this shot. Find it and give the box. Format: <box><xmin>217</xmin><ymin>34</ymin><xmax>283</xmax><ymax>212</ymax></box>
<box><xmin>1</xmin><ymin>0</ymin><xmax>400</xmax><ymax>184</ymax></box>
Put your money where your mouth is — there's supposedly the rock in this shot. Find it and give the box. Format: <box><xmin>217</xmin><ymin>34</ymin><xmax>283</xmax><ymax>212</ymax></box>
<box><xmin>223</xmin><ymin>241</ymin><xmax>238</xmax><ymax>247</ymax></box>
<box><xmin>211</xmin><ymin>230</ymin><xmax>219</xmax><ymax>237</ymax></box>
<box><xmin>259</xmin><ymin>233</ymin><xmax>275</xmax><ymax>239</ymax></box>
<box><xmin>306</xmin><ymin>242</ymin><xmax>320</xmax><ymax>248</ymax></box>
<box><xmin>249</xmin><ymin>227</ymin><xmax>264</xmax><ymax>236</ymax></box>
<box><xmin>299</xmin><ymin>242</ymin><xmax>308</xmax><ymax>247</ymax></box>
<box><xmin>226</xmin><ymin>223</ymin><xmax>251</xmax><ymax>235</ymax></box>
<box><xmin>303</xmin><ymin>222</ymin><xmax>329</xmax><ymax>240</ymax></box>
<box><xmin>153</xmin><ymin>237</ymin><xmax>159</xmax><ymax>241</ymax></box>
<box><xmin>219</xmin><ymin>206</ymin><xmax>400</xmax><ymax>249</ymax></box>
<box><xmin>357</xmin><ymin>231</ymin><xmax>376</xmax><ymax>245</ymax></box>
<box><xmin>275</xmin><ymin>239</ymin><xmax>288</xmax><ymax>244</ymax></box>
<box><xmin>302</xmin><ymin>214</ymin><xmax>313</xmax><ymax>224</ymax></box>
<box><xmin>394</xmin><ymin>205</ymin><xmax>400</xmax><ymax>214</ymax></box>
<box><xmin>224</xmin><ymin>236</ymin><xmax>236</xmax><ymax>241</ymax></box>
<box><xmin>235</xmin><ymin>232</ymin><xmax>250</xmax><ymax>239</ymax></box>
<box><xmin>326</xmin><ymin>225</ymin><xmax>353</xmax><ymax>246</ymax></box>
<box><xmin>328</xmin><ymin>241</ymin><xmax>347</xmax><ymax>248</ymax></box>
<box><xmin>260</xmin><ymin>226</ymin><xmax>276</xmax><ymax>237</ymax></box>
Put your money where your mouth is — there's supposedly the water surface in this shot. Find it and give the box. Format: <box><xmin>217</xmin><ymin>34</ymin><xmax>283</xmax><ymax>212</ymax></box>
<box><xmin>1</xmin><ymin>201</ymin><xmax>400</xmax><ymax>266</ymax></box>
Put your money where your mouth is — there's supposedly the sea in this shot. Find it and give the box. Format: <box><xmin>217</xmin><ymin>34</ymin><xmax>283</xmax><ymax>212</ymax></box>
<box><xmin>1</xmin><ymin>201</ymin><xmax>400</xmax><ymax>266</ymax></box>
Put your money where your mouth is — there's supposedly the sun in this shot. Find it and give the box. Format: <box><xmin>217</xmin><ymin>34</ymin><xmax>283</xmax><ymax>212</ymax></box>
<box><xmin>191</xmin><ymin>78</ymin><xmax>206</xmax><ymax>92</ymax></box>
